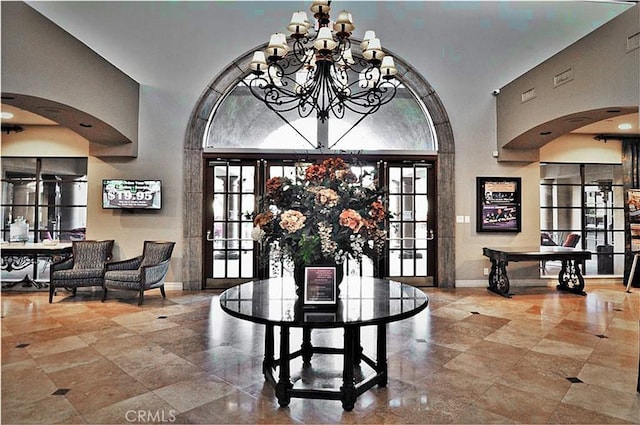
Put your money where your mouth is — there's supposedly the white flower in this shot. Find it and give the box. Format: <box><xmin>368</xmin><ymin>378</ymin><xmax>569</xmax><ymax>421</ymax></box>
<box><xmin>251</xmin><ymin>226</ymin><xmax>265</xmax><ymax>241</ymax></box>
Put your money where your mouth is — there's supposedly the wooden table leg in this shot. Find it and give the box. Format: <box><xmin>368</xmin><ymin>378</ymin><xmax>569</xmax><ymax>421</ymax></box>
<box><xmin>262</xmin><ymin>324</ymin><xmax>274</xmax><ymax>382</ymax></box>
<box><xmin>340</xmin><ymin>326</ymin><xmax>357</xmax><ymax>411</ymax></box>
<box><xmin>557</xmin><ymin>259</ymin><xmax>587</xmax><ymax>295</ymax></box>
<box><xmin>487</xmin><ymin>259</ymin><xmax>511</xmax><ymax>298</ymax></box>
<box><xmin>275</xmin><ymin>325</ymin><xmax>292</xmax><ymax>407</ymax></box>
<box><xmin>377</xmin><ymin>323</ymin><xmax>388</xmax><ymax>387</ymax></box>
<box><xmin>353</xmin><ymin>327</ymin><xmax>362</xmax><ymax>365</ymax></box>
<box><xmin>301</xmin><ymin>327</ymin><xmax>312</xmax><ymax>366</ymax></box>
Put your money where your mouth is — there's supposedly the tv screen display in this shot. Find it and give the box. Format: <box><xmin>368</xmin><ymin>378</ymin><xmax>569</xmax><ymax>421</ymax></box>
<box><xmin>102</xmin><ymin>179</ymin><xmax>162</xmax><ymax>210</ymax></box>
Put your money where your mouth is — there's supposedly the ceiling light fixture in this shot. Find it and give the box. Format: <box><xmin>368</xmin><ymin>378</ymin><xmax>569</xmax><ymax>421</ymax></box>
<box><xmin>1</xmin><ymin>112</ymin><xmax>14</xmax><ymax>120</ymax></box>
<box><xmin>247</xmin><ymin>0</ymin><xmax>399</xmax><ymax>126</ymax></box>
<box><xmin>1</xmin><ymin>124</ymin><xmax>24</xmax><ymax>134</ymax></box>
<box><xmin>618</xmin><ymin>123</ymin><xmax>633</xmax><ymax>130</ymax></box>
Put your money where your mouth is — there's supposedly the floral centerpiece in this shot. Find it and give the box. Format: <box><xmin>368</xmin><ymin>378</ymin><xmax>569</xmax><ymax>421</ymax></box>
<box><xmin>250</xmin><ymin>157</ymin><xmax>388</xmax><ymax>284</ymax></box>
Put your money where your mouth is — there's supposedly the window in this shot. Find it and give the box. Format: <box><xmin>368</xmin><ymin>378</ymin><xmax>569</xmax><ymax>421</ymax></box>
<box><xmin>205</xmin><ymin>83</ymin><xmax>436</xmax><ymax>152</ymax></box>
<box><xmin>540</xmin><ymin>163</ymin><xmax>624</xmax><ymax>276</ymax></box>
<box><xmin>1</xmin><ymin>157</ymin><xmax>88</xmax><ymax>243</ymax></box>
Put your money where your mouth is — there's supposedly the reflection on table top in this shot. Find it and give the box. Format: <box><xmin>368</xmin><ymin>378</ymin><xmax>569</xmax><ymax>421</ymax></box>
<box><xmin>483</xmin><ymin>246</ymin><xmax>592</xmax><ymax>261</ymax></box>
<box><xmin>1</xmin><ymin>242</ymin><xmax>73</xmax><ymax>254</ymax></box>
<box><xmin>219</xmin><ymin>277</ymin><xmax>429</xmax><ymax>328</ymax></box>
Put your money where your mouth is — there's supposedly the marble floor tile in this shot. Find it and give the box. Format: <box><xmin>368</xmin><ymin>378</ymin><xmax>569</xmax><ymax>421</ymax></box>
<box><xmin>443</xmin><ymin>352</ymin><xmax>508</xmax><ymax>380</ymax></box>
<box><xmin>530</xmin><ymin>338</ymin><xmax>594</xmax><ymax>361</ymax></box>
<box><xmin>153</xmin><ymin>373</ymin><xmax>237</xmax><ymax>412</ymax></box>
<box><xmin>562</xmin><ymin>382</ymin><xmax>640</xmax><ymax>423</ymax></box>
<box><xmin>547</xmin><ymin>401</ymin><xmax>635</xmax><ymax>424</ymax></box>
<box><xmin>1</xmin><ymin>283</ymin><xmax>638</xmax><ymax>424</ymax></box>
<box><xmin>83</xmin><ymin>391</ymin><xmax>178</xmax><ymax>424</ymax></box>
<box><xmin>476</xmin><ymin>382</ymin><xmax>560</xmax><ymax>423</ymax></box>
<box><xmin>577</xmin><ymin>362</ymin><xmax>639</xmax><ymax>393</ymax></box>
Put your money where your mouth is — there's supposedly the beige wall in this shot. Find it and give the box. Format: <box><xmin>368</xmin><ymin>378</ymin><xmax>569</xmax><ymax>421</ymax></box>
<box><xmin>540</xmin><ymin>134</ymin><xmax>622</xmax><ymax>164</ymax></box>
<box><xmin>496</xmin><ymin>5</ymin><xmax>639</xmax><ymax>161</ymax></box>
<box><xmin>1</xmin><ymin>126</ymin><xmax>89</xmax><ymax>157</ymax></box>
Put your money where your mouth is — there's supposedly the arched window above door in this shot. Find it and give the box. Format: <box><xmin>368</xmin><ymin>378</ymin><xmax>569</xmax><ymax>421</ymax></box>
<box><xmin>204</xmin><ymin>78</ymin><xmax>437</xmax><ymax>153</ymax></box>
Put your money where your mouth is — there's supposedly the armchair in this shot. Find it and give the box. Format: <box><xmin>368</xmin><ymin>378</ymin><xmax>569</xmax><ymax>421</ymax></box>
<box><xmin>49</xmin><ymin>240</ymin><xmax>114</xmax><ymax>303</ymax></box>
<box><xmin>102</xmin><ymin>241</ymin><xmax>175</xmax><ymax>305</ymax></box>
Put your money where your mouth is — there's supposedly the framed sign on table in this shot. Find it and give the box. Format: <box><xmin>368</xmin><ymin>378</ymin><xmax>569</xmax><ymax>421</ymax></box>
<box><xmin>303</xmin><ymin>266</ymin><xmax>338</xmax><ymax>309</ymax></box>
<box><xmin>476</xmin><ymin>177</ymin><xmax>521</xmax><ymax>233</ymax></box>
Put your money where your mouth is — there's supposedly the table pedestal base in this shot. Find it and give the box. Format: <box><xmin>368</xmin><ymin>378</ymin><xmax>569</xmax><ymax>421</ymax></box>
<box><xmin>262</xmin><ymin>323</ymin><xmax>387</xmax><ymax>411</ymax></box>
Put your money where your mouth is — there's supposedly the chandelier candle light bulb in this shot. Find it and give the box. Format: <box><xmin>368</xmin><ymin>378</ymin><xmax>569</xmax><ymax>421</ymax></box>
<box><xmin>314</xmin><ymin>27</ymin><xmax>337</xmax><ymax>51</ymax></box>
<box><xmin>380</xmin><ymin>56</ymin><xmax>398</xmax><ymax>78</ymax></box>
<box><xmin>288</xmin><ymin>11</ymin><xmax>310</xmax><ymax>35</ymax></box>
<box><xmin>360</xmin><ymin>30</ymin><xmax>376</xmax><ymax>50</ymax></box>
<box><xmin>250</xmin><ymin>51</ymin><xmax>268</xmax><ymax>73</ymax></box>
<box><xmin>333</xmin><ymin>10</ymin><xmax>355</xmax><ymax>34</ymax></box>
<box><xmin>310</xmin><ymin>0</ymin><xmax>330</xmax><ymax>15</ymax></box>
<box><xmin>266</xmin><ymin>33</ymin><xmax>289</xmax><ymax>58</ymax></box>
<box><xmin>362</xmin><ymin>37</ymin><xmax>384</xmax><ymax>62</ymax></box>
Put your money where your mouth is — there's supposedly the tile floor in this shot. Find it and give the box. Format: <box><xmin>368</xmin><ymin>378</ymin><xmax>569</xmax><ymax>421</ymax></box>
<box><xmin>1</xmin><ymin>283</ymin><xmax>639</xmax><ymax>424</ymax></box>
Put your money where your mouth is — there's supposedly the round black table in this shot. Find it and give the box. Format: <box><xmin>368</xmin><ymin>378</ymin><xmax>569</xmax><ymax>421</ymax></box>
<box><xmin>219</xmin><ymin>277</ymin><xmax>429</xmax><ymax>411</ymax></box>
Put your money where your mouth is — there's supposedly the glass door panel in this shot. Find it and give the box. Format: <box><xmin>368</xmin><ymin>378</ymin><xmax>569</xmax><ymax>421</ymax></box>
<box><xmin>386</xmin><ymin>162</ymin><xmax>435</xmax><ymax>285</ymax></box>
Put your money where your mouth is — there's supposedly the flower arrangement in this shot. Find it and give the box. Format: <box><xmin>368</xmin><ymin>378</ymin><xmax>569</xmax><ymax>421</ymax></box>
<box><xmin>250</xmin><ymin>158</ymin><xmax>389</xmax><ymax>270</ymax></box>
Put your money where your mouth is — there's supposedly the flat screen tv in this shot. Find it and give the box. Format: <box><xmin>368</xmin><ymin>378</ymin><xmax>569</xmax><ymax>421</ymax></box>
<box><xmin>102</xmin><ymin>179</ymin><xmax>162</xmax><ymax>210</ymax></box>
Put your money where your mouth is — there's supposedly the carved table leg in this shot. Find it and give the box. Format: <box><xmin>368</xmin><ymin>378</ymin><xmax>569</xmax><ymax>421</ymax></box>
<box><xmin>487</xmin><ymin>259</ymin><xmax>511</xmax><ymax>298</ymax></box>
<box><xmin>301</xmin><ymin>327</ymin><xmax>312</xmax><ymax>366</ymax></box>
<box><xmin>557</xmin><ymin>260</ymin><xmax>587</xmax><ymax>295</ymax></box>
<box><xmin>263</xmin><ymin>324</ymin><xmax>275</xmax><ymax>382</ymax></box>
<box><xmin>340</xmin><ymin>326</ymin><xmax>357</xmax><ymax>411</ymax></box>
<box><xmin>377</xmin><ymin>323</ymin><xmax>388</xmax><ymax>388</ymax></box>
<box><xmin>353</xmin><ymin>327</ymin><xmax>362</xmax><ymax>365</ymax></box>
<box><xmin>275</xmin><ymin>325</ymin><xmax>292</xmax><ymax>407</ymax></box>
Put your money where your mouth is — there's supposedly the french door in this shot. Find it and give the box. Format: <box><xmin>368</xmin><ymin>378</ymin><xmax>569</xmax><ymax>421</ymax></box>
<box><xmin>203</xmin><ymin>157</ymin><xmax>437</xmax><ymax>289</ymax></box>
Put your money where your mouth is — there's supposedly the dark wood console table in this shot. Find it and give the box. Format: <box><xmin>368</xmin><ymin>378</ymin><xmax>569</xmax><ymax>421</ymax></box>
<box><xmin>219</xmin><ymin>277</ymin><xmax>428</xmax><ymax>411</ymax></box>
<box><xmin>483</xmin><ymin>246</ymin><xmax>592</xmax><ymax>298</ymax></box>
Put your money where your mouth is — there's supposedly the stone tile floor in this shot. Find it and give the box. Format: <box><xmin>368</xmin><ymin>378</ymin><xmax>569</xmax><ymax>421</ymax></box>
<box><xmin>1</xmin><ymin>283</ymin><xmax>639</xmax><ymax>424</ymax></box>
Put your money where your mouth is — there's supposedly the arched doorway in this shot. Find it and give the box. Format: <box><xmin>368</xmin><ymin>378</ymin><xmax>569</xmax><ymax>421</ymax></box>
<box><xmin>182</xmin><ymin>46</ymin><xmax>455</xmax><ymax>290</ymax></box>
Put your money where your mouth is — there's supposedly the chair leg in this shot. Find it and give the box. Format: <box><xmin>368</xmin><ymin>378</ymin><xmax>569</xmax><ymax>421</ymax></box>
<box><xmin>49</xmin><ymin>284</ymin><xmax>54</xmax><ymax>303</ymax></box>
<box><xmin>160</xmin><ymin>285</ymin><xmax>166</xmax><ymax>298</ymax></box>
<box><xmin>101</xmin><ymin>287</ymin><xmax>108</xmax><ymax>302</ymax></box>
<box><xmin>138</xmin><ymin>288</ymin><xmax>144</xmax><ymax>306</ymax></box>
<box><xmin>71</xmin><ymin>287</ymin><xmax>77</xmax><ymax>297</ymax></box>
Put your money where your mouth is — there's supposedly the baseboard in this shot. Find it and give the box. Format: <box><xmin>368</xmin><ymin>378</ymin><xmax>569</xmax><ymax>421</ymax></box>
<box><xmin>164</xmin><ymin>281</ymin><xmax>183</xmax><ymax>290</ymax></box>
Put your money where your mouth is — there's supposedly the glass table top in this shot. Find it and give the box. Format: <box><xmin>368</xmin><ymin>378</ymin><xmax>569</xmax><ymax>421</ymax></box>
<box><xmin>219</xmin><ymin>277</ymin><xmax>429</xmax><ymax>328</ymax></box>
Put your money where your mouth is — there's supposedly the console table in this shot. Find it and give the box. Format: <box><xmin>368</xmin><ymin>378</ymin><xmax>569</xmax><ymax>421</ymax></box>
<box><xmin>1</xmin><ymin>242</ymin><xmax>73</xmax><ymax>289</ymax></box>
<box><xmin>483</xmin><ymin>246</ymin><xmax>592</xmax><ymax>298</ymax></box>
<box><xmin>219</xmin><ymin>277</ymin><xmax>428</xmax><ymax>411</ymax></box>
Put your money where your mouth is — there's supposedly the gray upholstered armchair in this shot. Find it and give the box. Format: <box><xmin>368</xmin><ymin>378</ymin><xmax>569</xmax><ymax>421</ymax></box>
<box><xmin>102</xmin><ymin>240</ymin><xmax>175</xmax><ymax>305</ymax></box>
<box><xmin>49</xmin><ymin>240</ymin><xmax>114</xmax><ymax>303</ymax></box>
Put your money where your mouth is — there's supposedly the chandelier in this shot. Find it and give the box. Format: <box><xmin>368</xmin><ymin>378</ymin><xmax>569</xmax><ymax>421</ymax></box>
<box><xmin>248</xmin><ymin>0</ymin><xmax>399</xmax><ymax>124</ymax></box>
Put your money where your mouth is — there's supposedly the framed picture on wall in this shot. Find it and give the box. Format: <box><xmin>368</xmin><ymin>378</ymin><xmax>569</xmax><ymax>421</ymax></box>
<box><xmin>476</xmin><ymin>177</ymin><xmax>522</xmax><ymax>233</ymax></box>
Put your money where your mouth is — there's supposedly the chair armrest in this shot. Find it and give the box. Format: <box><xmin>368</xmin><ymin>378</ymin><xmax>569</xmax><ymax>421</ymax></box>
<box><xmin>106</xmin><ymin>256</ymin><xmax>143</xmax><ymax>271</ymax></box>
<box><xmin>51</xmin><ymin>257</ymin><xmax>74</xmax><ymax>272</ymax></box>
<box><xmin>141</xmin><ymin>259</ymin><xmax>171</xmax><ymax>285</ymax></box>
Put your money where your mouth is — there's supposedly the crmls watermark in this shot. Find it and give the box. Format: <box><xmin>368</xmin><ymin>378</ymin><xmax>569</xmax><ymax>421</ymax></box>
<box><xmin>125</xmin><ymin>410</ymin><xmax>178</xmax><ymax>423</ymax></box>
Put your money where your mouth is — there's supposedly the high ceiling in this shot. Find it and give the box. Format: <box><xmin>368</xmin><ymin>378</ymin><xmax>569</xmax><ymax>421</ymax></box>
<box><xmin>1</xmin><ymin>1</ymin><xmax>638</xmax><ymax>142</ymax></box>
